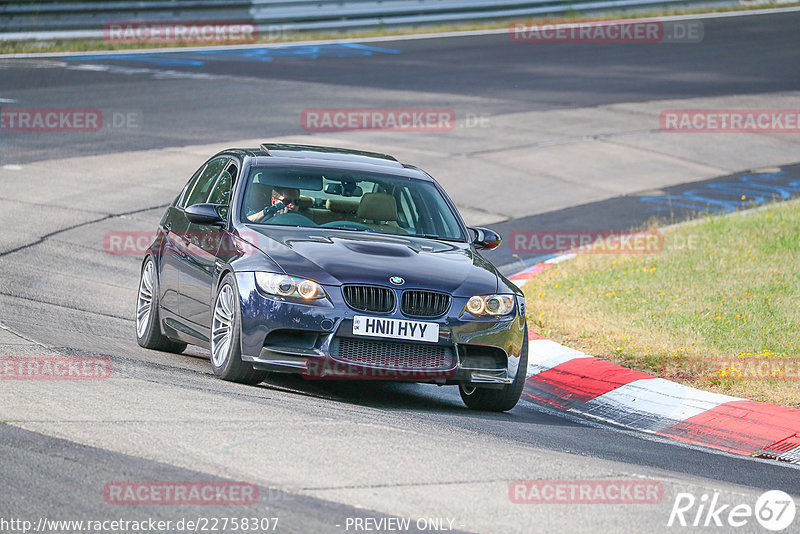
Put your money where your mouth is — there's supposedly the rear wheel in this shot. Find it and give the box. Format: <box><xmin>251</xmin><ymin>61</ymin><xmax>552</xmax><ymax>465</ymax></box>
<box><xmin>210</xmin><ymin>273</ymin><xmax>267</xmax><ymax>385</ymax></box>
<box><xmin>459</xmin><ymin>328</ymin><xmax>528</xmax><ymax>412</ymax></box>
<box><xmin>136</xmin><ymin>257</ymin><xmax>187</xmax><ymax>354</ymax></box>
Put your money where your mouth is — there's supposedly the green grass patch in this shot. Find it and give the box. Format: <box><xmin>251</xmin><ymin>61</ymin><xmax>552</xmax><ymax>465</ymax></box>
<box><xmin>522</xmin><ymin>199</ymin><xmax>800</xmax><ymax>407</ymax></box>
<box><xmin>2</xmin><ymin>3</ymin><xmax>799</xmax><ymax>55</ymax></box>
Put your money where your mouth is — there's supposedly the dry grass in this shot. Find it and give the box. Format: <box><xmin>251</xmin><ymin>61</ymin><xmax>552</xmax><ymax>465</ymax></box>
<box><xmin>522</xmin><ymin>200</ymin><xmax>800</xmax><ymax>408</ymax></box>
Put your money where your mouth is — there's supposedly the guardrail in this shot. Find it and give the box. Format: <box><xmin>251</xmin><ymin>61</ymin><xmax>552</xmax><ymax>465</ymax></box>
<box><xmin>0</xmin><ymin>0</ymin><xmax>740</xmax><ymax>41</ymax></box>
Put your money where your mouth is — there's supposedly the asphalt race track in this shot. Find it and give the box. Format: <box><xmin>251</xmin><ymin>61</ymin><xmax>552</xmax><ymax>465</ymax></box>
<box><xmin>1</xmin><ymin>9</ymin><xmax>799</xmax><ymax>534</ymax></box>
<box><xmin>2</xmin><ymin>11</ymin><xmax>800</xmax><ymax>164</ymax></box>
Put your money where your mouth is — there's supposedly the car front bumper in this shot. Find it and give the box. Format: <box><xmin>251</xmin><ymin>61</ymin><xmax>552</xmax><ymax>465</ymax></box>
<box><xmin>235</xmin><ymin>273</ymin><xmax>526</xmax><ymax>386</ymax></box>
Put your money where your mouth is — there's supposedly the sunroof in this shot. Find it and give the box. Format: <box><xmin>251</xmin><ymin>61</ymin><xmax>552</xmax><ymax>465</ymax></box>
<box><xmin>259</xmin><ymin>143</ymin><xmax>403</xmax><ymax>168</ymax></box>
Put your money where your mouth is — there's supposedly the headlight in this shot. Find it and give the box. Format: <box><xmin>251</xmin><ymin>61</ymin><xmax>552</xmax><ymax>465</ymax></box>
<box><xmin>254</xmin><ymin>273</ymin><xmax>326</xmax><ymax>300</ymax></box>
<box><xmin>465</xmin><ymin>294</ymin><xmax>515</xmax><ymax>316</ymax></box>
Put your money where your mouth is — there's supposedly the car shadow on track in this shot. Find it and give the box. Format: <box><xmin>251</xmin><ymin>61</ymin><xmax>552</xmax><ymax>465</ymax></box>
<box><xmin>258</xmin><ymin>372</ymin><xmax>467</xmax><ymax>410</ymax></box>
<box><xmin>179</xmin><ymin>349</ymin><xmax>580</xmax><ymax>425</ymax></box>
<box><xmin>174</xmin><ymin>348</ymin><xmax>462</xmax><ymax>412</ymax></box>
<box><xmin>255</xmin><ymin>372</ymin><xmax>582</xmax><ymax>429</ymax></box>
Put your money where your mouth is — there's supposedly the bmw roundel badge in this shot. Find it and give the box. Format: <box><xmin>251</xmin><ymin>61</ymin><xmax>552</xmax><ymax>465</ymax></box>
<box><xmin>389</xmin><ymin>276</ymin><xmax>405</xmax><ymax>285</ymax></box>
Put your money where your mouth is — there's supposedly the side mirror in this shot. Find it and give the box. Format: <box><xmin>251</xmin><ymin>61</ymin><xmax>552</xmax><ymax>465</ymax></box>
<box><xmin>185</xmin><ymin>203</ymin><xmax>225</xmax><ymax>226</ymax></box>
<box><xmin>470</xmin><ymin>226</ymin><xmax>502</xmax><ymax>250</ymax></box>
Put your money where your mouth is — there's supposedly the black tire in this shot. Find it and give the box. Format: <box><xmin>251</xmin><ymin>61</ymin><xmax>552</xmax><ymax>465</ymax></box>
<box><xmin>210</xmin><ymin>273</ymin><xmax>266</xmax><ymax>385</ymax></box>
<box><xmin>136</xmin><ymin>257</ymin><xmax>187</xmax><ymax>354</ymax></box>
<box><xmin>459</xmin><ymin>327</ymin><xmax>528</xmax><ymax>412</ymax></box>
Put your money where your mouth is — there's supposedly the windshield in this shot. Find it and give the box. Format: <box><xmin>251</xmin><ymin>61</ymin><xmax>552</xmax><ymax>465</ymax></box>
<box><xmin>240</xmin><ymin>166</ymin><xmax>465</xmax><ymax>241</ymax></box>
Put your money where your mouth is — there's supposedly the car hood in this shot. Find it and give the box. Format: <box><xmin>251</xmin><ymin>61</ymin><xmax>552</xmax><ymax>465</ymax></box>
<box><xmin>242</xmin><ymin>226</ymin><xmax>499</xmax><ymax>296</ymax></box>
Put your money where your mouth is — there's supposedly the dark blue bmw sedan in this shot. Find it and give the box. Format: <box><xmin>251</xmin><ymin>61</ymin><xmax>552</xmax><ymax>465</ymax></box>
<box><xmin>136</xmin><ymin>143</ymin><xmax>527</xmax><ymax>411</ymax></box>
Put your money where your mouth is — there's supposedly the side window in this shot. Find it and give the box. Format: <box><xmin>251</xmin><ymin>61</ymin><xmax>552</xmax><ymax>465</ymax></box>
<box><xmin>207</xmin><ymin>161</ymin><xmax>239</xmax><ymax>220</ymax></box>
<box><xmin>184</xmin><ymin>157</ymin><xmax>227</xmax><ymax>208</ymax></box>
<box><xmin>226</xmin><ymin>161</ymin><xmax>238</xmax><ymax>180</ymax></box>
<box><xmin>208</xmin><ymin>170</ymin><xmax>233</xmax><ymax>205</ymax></box>
<box><xmin>177</xmin><ymin>164</ymin><xmax>207</xmax><ymax>208</ymax></box>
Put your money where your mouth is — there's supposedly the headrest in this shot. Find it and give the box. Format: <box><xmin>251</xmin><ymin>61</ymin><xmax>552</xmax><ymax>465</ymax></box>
<box><xmin>326</xmin><ymin>198</ymin><xmax>359</xmax><ymax>214</ymax></box>
<box><xmin>298</xmin><ymin>195</ymin><xmax>313</xmax><ymax>209</ymax></box>
<box><xmin>357</xmin><ymin>193</ymin><xmax>397</xmax><ymax>222</ymax></box>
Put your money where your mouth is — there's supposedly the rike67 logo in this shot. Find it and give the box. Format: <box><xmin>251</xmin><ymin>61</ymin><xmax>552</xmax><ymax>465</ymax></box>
<box><xmin>668</xmin><ymin>490</ymin><xmax>796</xmax><ymax>531</ymax></box>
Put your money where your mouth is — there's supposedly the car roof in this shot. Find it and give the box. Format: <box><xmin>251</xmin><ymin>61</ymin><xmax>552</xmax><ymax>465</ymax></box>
<box><xmin>219</xmin><ymin>144</ymin><xmax>433</xmax><ymax>181</ymax></box>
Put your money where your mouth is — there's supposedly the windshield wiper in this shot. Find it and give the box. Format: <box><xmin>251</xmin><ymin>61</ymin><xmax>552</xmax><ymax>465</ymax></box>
<box><xmin>408</xmin><ymin>233</ymin><xmax>464</xmax><ymax>242</ymax></box>
<box><xmin>331</xmin><ymin>226</ymin><xmax>380</xmax><ymax>233</ymax></box>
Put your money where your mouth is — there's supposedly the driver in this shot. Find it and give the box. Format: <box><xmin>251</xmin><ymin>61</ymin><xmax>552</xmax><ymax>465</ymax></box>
<box><xmin>247</xmin><ymin>187</ymin><xmax>300</xmax><ymax>223</ymax></box>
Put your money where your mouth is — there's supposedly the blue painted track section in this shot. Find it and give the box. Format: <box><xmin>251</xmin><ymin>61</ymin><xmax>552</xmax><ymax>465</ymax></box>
<box><xmin>64</xmin><ymin>43</ymin><xmax>402</xmax><ymax>67</ymax></box>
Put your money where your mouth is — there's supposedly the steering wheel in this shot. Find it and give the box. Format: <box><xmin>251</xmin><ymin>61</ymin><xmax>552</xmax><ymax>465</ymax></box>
<box><xmin>267</xmin><ymin>212</ymin><xmax>318</xmax><ymax>226</ymax></box>
<box><xmin>320</xmin><ymin>221</ymin><xmax>376</xmax><ymax>232</ymax></box>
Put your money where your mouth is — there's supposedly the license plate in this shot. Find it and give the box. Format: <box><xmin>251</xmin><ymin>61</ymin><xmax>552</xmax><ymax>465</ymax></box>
<box><xmin>352</xmin><ymin>316</ymin><xmax>439</xmax><ymax>343</ymax></box>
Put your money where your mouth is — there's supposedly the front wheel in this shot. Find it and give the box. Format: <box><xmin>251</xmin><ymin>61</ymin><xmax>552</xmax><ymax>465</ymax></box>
<box><xmin>136</xmin><ymin>257</ymin><xmax>187</xmax><ymax>354</ymax></box>
<box><xmin>459</xmin><ymin>328</ymin><xmax>528</xmax><ymax>412</ymax></box>
<box><xmin>210</xmin><ymin>273</ymin><xmax>267</xmax><ymax>385</ymax></box>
